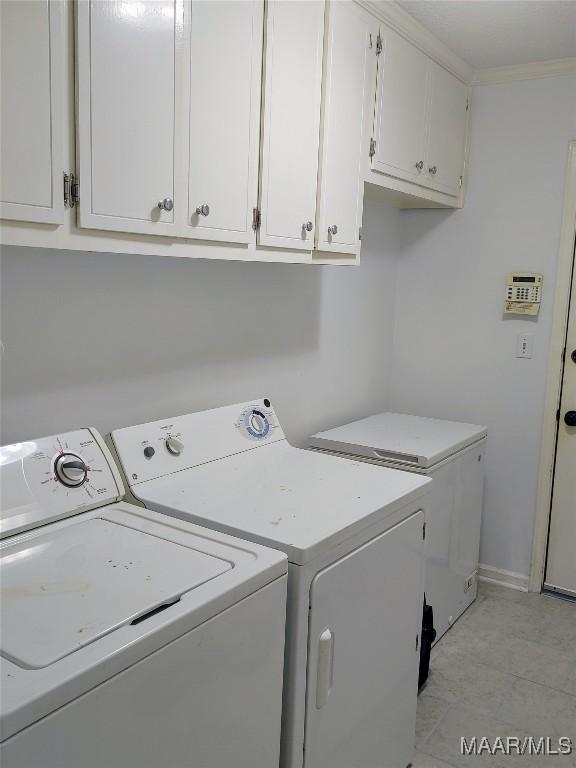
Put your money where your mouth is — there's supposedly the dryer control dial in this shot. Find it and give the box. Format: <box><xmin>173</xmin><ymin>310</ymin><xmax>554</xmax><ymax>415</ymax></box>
<box><xmin>165</xmin><ymin>436</ymin><xmax>184</xmax><ymax>456</ymax></box>
<box><xmin>239</xmin><ymin>406</ymin><xmax>273</xmax><ymax>440</ymax></box>
<box><xmin>54</xmin><ymin>453</ymin><xmax>88</xmax><ymax>488</ymax></box>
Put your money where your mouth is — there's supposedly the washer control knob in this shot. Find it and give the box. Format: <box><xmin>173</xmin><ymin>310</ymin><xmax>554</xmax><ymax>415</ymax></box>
<box><xmin>165</xmin><ymin>436</ymin><xmax>184</xmax><ymax>456</ymax></box>
<box><xmin>55</xmin><ymin>453</ymin><xmax>88</xmax><ymax>487</ymax></box>
<box><xmin>143</xmin><ymin>446</ymin><xmax>155</xmax><ymax>459</ymax></box>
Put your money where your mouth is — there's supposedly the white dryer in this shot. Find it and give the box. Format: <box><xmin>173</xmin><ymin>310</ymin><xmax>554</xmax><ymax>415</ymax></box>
<box><xmin>0</xmin><ymin>428</ymin><xmax>287</xmax><ymax>768</ymax></box>
<box><xmin>310</xmin><ymin>413</ymin><xmax>487</xmax><ymax>640</ymax></box>
<box><xmin>110</xmin><ymin>399</ymin><xmax>432</xmax><ymax>768</ymax></box>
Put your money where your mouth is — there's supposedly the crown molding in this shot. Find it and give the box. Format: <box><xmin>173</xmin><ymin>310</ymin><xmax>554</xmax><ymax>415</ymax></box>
<box><xmin>356</xmin><ymin>0</ymin><xmax>473</xmax><ymax>84</ymax></box>
<box><xmin>473</xmin><ymin>57</ymin><xmax>576</xmax><ymax>85</ymax></box>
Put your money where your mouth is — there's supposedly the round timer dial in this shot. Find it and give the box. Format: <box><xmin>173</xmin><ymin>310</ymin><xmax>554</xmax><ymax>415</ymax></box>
<box><xmin>240</xmin><ymin>407</ymin><xmax>273</xmax><ymax>440</ymax></box>
<box><xmin>54</xmin><ymin>452</ymin><xmax>88</xmax><ymax>488</ymax></box>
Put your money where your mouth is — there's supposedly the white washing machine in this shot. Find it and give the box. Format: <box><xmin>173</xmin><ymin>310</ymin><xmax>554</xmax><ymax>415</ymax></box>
<box><xmin>310</xmin><ymin>413</ymin><xmax>487</xmax><ymax>641</ymax></box>
<box><xmin>0</xmin><ymin>428</ymin><xmax>287</xmax><ymax>768</ymax></box>
<box><xmin>110</xmin><ymin>399</ymin><xmax>432</xmax><ymax>768</ymax></box>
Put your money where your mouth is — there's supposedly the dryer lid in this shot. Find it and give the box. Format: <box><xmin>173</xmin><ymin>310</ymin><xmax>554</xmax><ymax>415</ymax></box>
<box><xmin>1</xmin><ymin>517</ymin><xmax>231</xmax><ymax>668</ymax></box>
<box><xmin>311</xmin><ymin>413</ymin><xmax>487</xmax><ymax>468</ymax></box>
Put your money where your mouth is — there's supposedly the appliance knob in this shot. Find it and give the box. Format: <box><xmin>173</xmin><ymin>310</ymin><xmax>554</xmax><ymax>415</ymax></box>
<box><xmin>250</xmin><ymin>412</ymin><xmax>267</xmax><ymax>435</ymax></box>
<box><xmin>165</xmin><ymin>436</ymin><xmax>184</xmax><ymax>456</ymax></box>
<box><xmin>54</xmin><ymin>453</ymin><xmax>88</xmax><ymax>487</ymax></box>
<box><xmin>564</xmin><ymin>411</ymin><xmax>576</xmax><ymax>427</ymax></box>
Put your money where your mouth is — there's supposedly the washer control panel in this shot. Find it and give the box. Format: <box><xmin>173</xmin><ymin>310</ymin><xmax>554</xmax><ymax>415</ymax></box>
<box><xmin>0</xmin><ymin>429</ymin><xmax>122</xmax><ymax>538</ymax></box>
<box><xmin>111</xmin><ymin>399</ymin><xmax>285</xmax><ymax>487</ymax></box>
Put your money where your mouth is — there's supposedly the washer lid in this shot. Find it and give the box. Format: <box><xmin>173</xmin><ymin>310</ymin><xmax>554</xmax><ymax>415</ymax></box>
<box><xmin>310</xmin><ymin>413</ymin><xmax>487</xmax><ymax>468</ymax></box>
<box><xmin>1</xmin><ymin>517</ymin><xmax>231</xmax><ymax>669</ymax></box>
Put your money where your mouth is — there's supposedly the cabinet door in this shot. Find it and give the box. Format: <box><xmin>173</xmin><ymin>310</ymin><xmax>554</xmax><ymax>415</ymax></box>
<box><xmin>187</xmin><ymin>1</ymin><xmax>263</xmax><ymax>244</ymax></box>
<box><xmin>372</xmin><ymin>27</ymin><xmax>429</xmax><ymax>186</ymax></box>
<box><xmin>425</xmin><ymin>63</ymin><xmax>469</xmax><ymax>197</ymax></box>
<box><xmin>315</xmin><ymin>2</ymin><xmax>377</xmax><ymax>256</ymax></box>
<box><xmin>0</xmin><ymin>0</ymin><xmax>64</xmax><ymax>224</ymax></box>
<box><xmin>258</xmin><ymin>0</ymin><xmax>324</xmax><ymax>251</ymax></box>
<box><xmin>304</xmin><ymin>511</ymin><xmax>424</xmax><ymax>768</ymax></box>
<box><xmin>76</xmin><ymin>0</ymin><xmax>184</xmax><ymax>236</ymax></box>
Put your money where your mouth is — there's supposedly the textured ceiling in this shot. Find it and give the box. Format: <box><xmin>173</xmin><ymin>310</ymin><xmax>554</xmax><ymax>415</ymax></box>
<box><xmin>397</xmin><ymin>1</ymin><xmax>576</xmax><ymax>69</ymax></box>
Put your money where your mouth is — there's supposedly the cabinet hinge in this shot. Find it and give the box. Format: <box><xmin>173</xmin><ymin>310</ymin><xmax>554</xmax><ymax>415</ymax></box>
<box><xmin>358</xmin><ymin>227</ymin><xmax>362</xmax><ymax>241</ymax></box>
<box><xmin>466</xmin><ymin>98</ymin><xmax>469</xmax><ymax>112</ymax></box>
<box><xmin>369</xmin><ymin>138</ymin><xmax>376</xmax><ymax>158</ymax></box>
<box><xmin>416</xmin><ymin>634</ymin><xmax>419</xmax><ymax>651</ymax></box>
<box><xmin>459</xmin><ymin>175</ymin><xmax>463</xmax><ymax>188</ymax></box>
<box><xmin>376</xmin><ymin>32</ymin><xmax>382</xmax><ymax>56</ymax></box>
<box><xmin>63</xmin><ymin>172</ymin><xmax>79</xmax><ymax>208</ymax></box>
<box><xmin>423</xmin><ymin>521</ymin><xmax>427</xmax><ymax>540</ymax></box>
<box><xmin>252</xmin><ymin>207</ymin><xmax>261</xmax><ymax>231</ymax></box>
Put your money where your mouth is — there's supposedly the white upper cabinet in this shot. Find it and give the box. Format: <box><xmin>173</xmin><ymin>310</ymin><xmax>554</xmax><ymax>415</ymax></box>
<box><xmin>425</xmin><ymin>62</ymin><xmax>469</xmax><ymax>197</ymax></box>
<box><xmin>315</xmin><ymin>2</ymin><xmax>378</xmax><ymax>256</ymax></box>
<box><xmin>76</xmin><ymin>0</ymin><xmax>184</xmax><ymax>236</ymax></box>
<box><xmin>0</xmin><ymin>0</ymin><xmax>64</xmax><ymax>224</ymax></box>
<box><xmin>372</xmin><ymin>26</ymin><xmax>429</xmax><ymax>187</ymax></box>
<box><xmin>187</xmin><ymin>1</ymin><xmax>263</xmax><ymax>244</ymax></box>
<box><xmin>258</xmin><ymin>0</ymin><xmax>325</xmax><ymax>251</ymax></box>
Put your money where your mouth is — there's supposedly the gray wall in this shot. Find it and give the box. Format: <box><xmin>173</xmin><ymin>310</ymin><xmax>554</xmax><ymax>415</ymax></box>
<box><xmin>390</xmin><ymin>74</ymin><xmax>576</xmax><ymax>580</ymax></box>
<box><xmin>0</xmin><ymin>199</ymin><xmax>400</xmax><ymax>447</ymax></box>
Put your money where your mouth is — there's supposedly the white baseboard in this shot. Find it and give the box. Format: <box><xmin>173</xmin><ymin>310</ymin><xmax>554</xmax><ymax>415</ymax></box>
<box><xmin>478</xmin><ymin>563</ymin><xmax>529</xmax><ymax>592</ymax></box>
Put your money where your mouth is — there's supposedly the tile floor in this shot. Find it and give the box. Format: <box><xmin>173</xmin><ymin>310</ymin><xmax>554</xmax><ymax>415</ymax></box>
<box><xmin>414</xmin><ymin>581</ymin><xmax>576</xmax><ymax>767</ymax></box>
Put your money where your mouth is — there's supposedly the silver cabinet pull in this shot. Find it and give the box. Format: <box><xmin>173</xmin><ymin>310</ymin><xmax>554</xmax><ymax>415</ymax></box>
<box><xmin>428</xmin><ymin>166</ymin><xmax>437</xmax><ymax>175</ymax></box>
<box><xmin>328</xmin><ymin>225</ymin><xmax>338</xmax><ymax>236</ymax></box>
<box><xmin>157</xmin><ymin>197</ymin><xmax>174</xmax><ymax>211</ymax></box>
<box><xmin>195</xmin><ymin>204</ymin><xmax>210</xmax><ymax>216</ymax></box>
<box><xmin>302</xmin><ymin>221</ymin><xmax>313</xmax><ymax>233</ymax></box>
<box><xmin>415</xmin><ymin>160</ymin><xmax>424</xmax><ymax>171</ymax></box>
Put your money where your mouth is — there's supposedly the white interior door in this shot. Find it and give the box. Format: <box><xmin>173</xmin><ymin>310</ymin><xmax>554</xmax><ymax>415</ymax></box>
<box><xmin>425</xmin><ymin>62</ymin><xmax>468</xmax><ymax>197</ymax></box>
<box><xmin>371</xmin><ymin>27</ymin><xmax>429</xmax><ymax>187</ymax></box>
<box><xmin>0</xmin><ymin>0</ymin><xmax>64</xmax><ymax>224</ymax></box>
<box><xmin>258</xmin><ymin>0</ymin><xmax>324</xmax><ymax>251</ymax></box>
<box><xmin>187</xmin><ymin>0</ymin><xmax>263</xmax><ymax>244</ymax></box>
<box><xmin>545</xmin><ymin>240</ymin><xmax>576</xmax><ymax>597</ymax></box>
<box><xmin>76</xmin><ymin>0</ymin><xmax>183</xmax><ymax>236</ymax></box>
<box><xmin>304</xmin><ymin>511</ymin><xmax>424</xmax><ymax>768</ymax></box>
<box><xmin>315</xmin><ymin>2</ymin><xmax>377</xmax><ymax>256</ymax></box>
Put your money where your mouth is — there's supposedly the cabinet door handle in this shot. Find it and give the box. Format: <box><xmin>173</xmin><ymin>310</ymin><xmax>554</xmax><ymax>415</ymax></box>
<box><xmin>316</xmin><ymin>628</ymin><xmax>335</xmax><ymax>709</ymax></box>
<box><xmin>415</xmin><ymin>160</ymin><xmax>424</xmax><ymax>171</ymax></box>
<box><xmin>303</xmin><ymin>221</ymin><xmax>314</xmax><ymax>233</ymax></box>
<box><xmin>328</xmin><ymin>224</ymin><xmax>338</xmax><ymax>236</ymax></box>
<box><xmin>195</xmin><ymin>204</ymin><xmax>210</xmax><ymax>217</ymax></box>
<box><xmin>157</xmin><ymin>197</ymin><xmax>174</xmax><ymax>212</ymax></box>
<box><xmin>428</xmin><ymin>166</ymin><xmax>437</xmax><ymax>175</ymax></box>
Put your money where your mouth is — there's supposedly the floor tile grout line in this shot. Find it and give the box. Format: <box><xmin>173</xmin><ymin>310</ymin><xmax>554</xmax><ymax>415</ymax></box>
<box><xmin>417</xmin><ymin>699</ymin><xmax>456</xmax><ymax>749</ymax></box>
<box><xmin>433</xmin><ymin>643</ymin><xmax>576</xmax><ymax>702</ymax></box>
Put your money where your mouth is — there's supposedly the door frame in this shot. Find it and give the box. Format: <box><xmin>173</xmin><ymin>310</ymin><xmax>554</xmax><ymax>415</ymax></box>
<box><xmin>529</xmin><ymin>141</ymin><xmax>576</xmax><ymax>593</ymax></box>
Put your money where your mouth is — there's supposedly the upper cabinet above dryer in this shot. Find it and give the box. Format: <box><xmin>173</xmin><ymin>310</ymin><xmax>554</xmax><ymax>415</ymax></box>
<box><xmin>315</xmin><ymin>2</ymin><xmax>378</xmax><ymax>258</ymax></box>
<box><xmin>257</xmin><ymin>0</ymin><xmax>325</xmax><ymax>251</ymax></box>
<box><xmin>186</xmin><ymin>0</ymin><xmax>263</xmax><ymax>244</ymax></box>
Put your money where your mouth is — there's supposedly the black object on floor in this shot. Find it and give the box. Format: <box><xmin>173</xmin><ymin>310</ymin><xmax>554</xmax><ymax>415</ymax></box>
<box><xmin>418</xmin><ymin>597</ymin><xmax>436</xmax><ymax>692</ymax></box>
